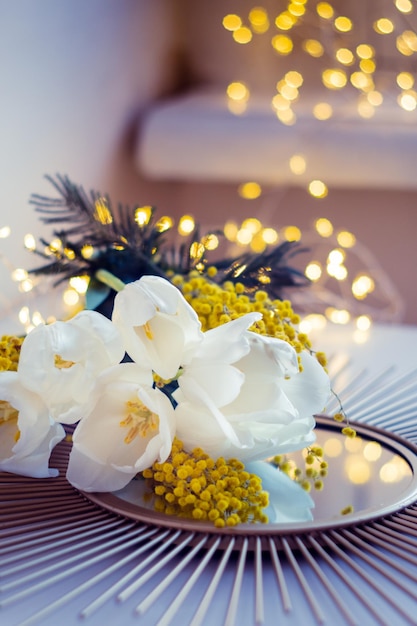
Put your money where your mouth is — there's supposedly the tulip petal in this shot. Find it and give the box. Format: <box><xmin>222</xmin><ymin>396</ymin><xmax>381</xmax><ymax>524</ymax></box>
<box><xmin>0</xmin><ymin>371</ymin><xmax>65</xmax><ymax>478</ymax></box>
<box><xmin>112</xmin><ymin>276</ymin><xmax>203</xmax><ymax>379</ymax></box>
<box><xmin>281</xmin><ymin>351</ymin><xmax>331</xmax><ymax>417</ymax></box>
<box><xmin>247</xmin><ymin>461</ymin><xmax>314</xmax><ymax>523</ymax></box>
<box><xmin>66</xmin><ymin>363</ymin><xmax>176</xmax><ymax>492</ymax></box>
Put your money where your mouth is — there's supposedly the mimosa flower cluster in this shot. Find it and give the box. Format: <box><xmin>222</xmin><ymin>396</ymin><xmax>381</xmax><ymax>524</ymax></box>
<box><xmin>0</xmin><ymin>274</ymin><xmax>331</xmax><ymax>524</ymax></box>
<box><xmin>143</xmin><ymin>438</ymin><xmax>269</xmax><ymax>528</ymax></box>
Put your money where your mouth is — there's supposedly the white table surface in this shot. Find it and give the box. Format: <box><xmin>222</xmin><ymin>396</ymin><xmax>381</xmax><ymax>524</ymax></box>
<box><xmin>1</xmin><ymin>321</ymin><xmax>417</xmax><ymax>626</ymax></box>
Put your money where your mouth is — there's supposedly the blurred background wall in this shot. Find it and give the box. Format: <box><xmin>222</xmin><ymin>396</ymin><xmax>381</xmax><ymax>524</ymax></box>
<box><xmin>0</xmin><ymin>0</ymin><xmax>416</xmax><ymax>326</ymax></box>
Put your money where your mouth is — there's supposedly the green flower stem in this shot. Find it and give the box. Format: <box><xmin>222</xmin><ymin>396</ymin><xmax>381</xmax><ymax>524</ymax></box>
<box><xmin>95</xmin><ymin>269</ymin><xmax>126</xmax><ymax>293</ymax></box>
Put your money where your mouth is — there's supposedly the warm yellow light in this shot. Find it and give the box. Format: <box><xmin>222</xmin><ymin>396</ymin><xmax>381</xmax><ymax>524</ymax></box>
<box><xmin>179</xmin><ymin>217</ymin><xmax>198</xmax><ymax>241</ymax></box>
<box><xmin>275</xmin><ymin>12</ymin><xmax>296</xmax><ymax>31</ymax></box>
<box><xmin>288</xmin><ymin>3</ymin><xmax>305</xmax><ymax>18</ymax></box>
<box><xmin>262</xmin><ymin>228</ymin><xmax>279</xmax><ymax>244</ymax></box>
<box><xmin>285</xmin><ymin>70</ymin><xmax>303</xmax><ymax>87</ymax></box>
<box><xmin>272</xmin><ymin>94</ymin><xmax>292</xmax><ymax>110</ymax></box>
<box><xmin>345</xmin><ymin>435</ymin><xmax>363</xmax><ymax>452</ymax></box>
<box><xmin>31</xmin><ymin>311</ymin><xmax>44</xmax><ymax>327</ymax></box>
<box><xmin>236</xmin><ymin>228</ymin><xmax>253</xmax><ymax>245</ymax></box>
<box><xmin>346</xmin><ymin>456</ymin><xmax>371</xmax><ymax>484</ymax></box>
<box><xmin>336</xmin><ymin>48</ymin><xmax>354</xmax><ymax>65</ymax></box>
<box><xmin>11</xmin><ymin>268</ymin><xmax>28</xmax><ymax>282</ymax></box>
<box><xmin>352</xmin><ymin>274</ymin><xmax>375</xmax><ymax>298</ymax></box>
<box><xmin>323</xmin><ymin>437</ymin><xmax>343</xmax><ymax>457</ymax></box>
<box><xmin>227</xmin><ymin>81</ymin><xmax>249</xmax><ymax>101</ymax></box>
<box><xmin>23</xmin><ymin>233</ymin><xmax>36</xmax><ymax>249</ymax></box>
<box><xmin>328</xmin><ymin>248</ymin><xmax>345</xmax><ymax>264</ymax></box>
<box><xmin>397</xmin><ymin>31</ymin><xmax>417</xmax><ymax>54</ymax></box>
<box><xmin>299</xmin><ymin>313</ymin><xmax>327</xmax><ymax>334</ymax></box>
<box><xmin>367</xmin><ymin>90</ymin><xmax>384</xmax><ymax>106</ymax></box>
<box><xmin>397</xmin><ymin>72</ymin><xmax>414</xmax><ymax>89</ymax></box>
<box><xmin>250</xmin><ymin>234</ymin><xmax>267</xmax><ymax>253</ymax></box>
<box><xmin>64</xmin><ymin>248</ymin><xmax>76</xmax><ymax>260</ymax></box>
<box><xmin>379</xmin><ymin>454</ymin><xmax>410</xmax><ymax>483</ymax></box>
<box><xmin>49</xmin><ymin>238</ymin><xmax>62</xmax><ymax>252</ymax></box>
<box><xmin>322</xmin><ymin>68</ymin><xmax>347</xmax><ymax>89</ymax></box>
<box><xmin>249</xmin><ymin>7</ymin><xmax>269</xmax><ymax>33</ymax></box>
<box><xmin>337</xmin><ymin>230</ymin><xmax>356</xmax><ymax>247</ymax></box>
<box><xmin>316</xmin><ymin>2</ymin><xmax>334</xmax><ymax>19</ymax></box>
<box><xmin>315</xmin><ymin>217</ymin><xmax>333</xmax><ymax>237</ymax></box>
<box><xmin>334</xmin><ymin>16</ymin><xmax>353</xmax><ymax>32</ymax></box>
<box><xmin>222</xmin><ymin>14</ymin><xmax>242</xmax><ymax>31</ymax></box>
<box><xmin>69</xmin><ymin>276</ymin><xmax>90</xmax><ymax>294</ymax></box>
<box><xmin>0</xmin><ymin>225</ymin><xmax>11</xmax><ymax>238</ymax></box>
<box><xmin>289</xmin><ymin>154</ymin><xmax>306</xmax><ymax>175</ymax></box>
<box><xmin>313</xmin><ymin>102</ymin><xmax>333</xmax><ymax>120</ymax></box>
<box><xmin>396</xmin><ymin>36</ymin><xmax>413</xmax><ymax>56</ymax></box>
<box><xmin>308</xmin><ymin>179</ymin><xmax>328</xmax><ymax>198</ymax></box>
<box><xmin>19</xmin><ymin>279</ymin><xmax>34</xmax><ymax>293</ymax></box>
<box><xmin>327</xmin><ymin>263</ymin><xmax>348</xmax><ymax>280</ymax></box>
<box><xmin>278</xmin><ymin>84</ymin><xmax>298</xmax><ymax>101</ymax></box>
<box><xmin>18</xmin><ymin>306</ymin><xmax>30</xmax><ymax>325</ymax></box>
<box><xmin>325</xmin><ymin>307</ymin><xmax>350</xmax><ymax>323</ymax></box>
<box><xmin>94</xmin><ymin>198</ymin><xmax>113</xmax><ymax>225</ymax></box>
<box><xmin>241</xmin><ymin>218</ymin><xmax>262</xmax><ymax>234</ymax></box>
<box><xmin>360</xmin><ymin>59</ymin><xmax>376</xmax><ymax>74</ymax></box>
<box><xmin>373</xmin><ymin>18</ymin><xmax>394</xmax><ymax>35</ymax></box>
<box><xmin>134</xmin><ymin>206</ymin><xmax>152</xmax><ymax>227</ymax></box>
<box><xmin>202</xmin><ymin>234</ymin><xmax>219</xmax><ymax>251</ymax></box>
<box><xmin>238</xmin><ymin>182</ymin><xmax>262</xmax><ymax>199</ymax></box>
<box><xmin>350</xmin><ymin>72</ymin><xmax>372</xmax><ymax>90</ymax></box>
<box><xmin>178</xmin><ymin>215</ymin><xmax>195</xmax><ymax>236</ymax></box>
<box><xmin>190</xmin><ymin>241</ymin><xmax>205</xmax><ymax>261</ymax></box>
<box><xmin>303</xmin><ymin>39</ymin><xmax>324</xmax><ymax>57</ymax></box>
<box><xmin>276</xmin><ymin>108</ymin><xmax>296</xmax><ymax>124</ymax></box>
<box><xmin>379</xmin><ymin>460</ymin><xmax>404</xmax><ymax>483</ymax></box>
<box><xmin>224</xmin><ymin>221</ymin><xmax>238</xmax><ymax>241</ymax></box>
<box><xmin>63</xmin><ymin>288</ymin><xmax>80</xmax><ymax>306</ymax></box>
<box><xmin>398</xmin><ymin>91</ymin><xmax>417</xmax><ymax>111</ymax></box>
<box><xmin>233</xmin><ymin>26</ymin><xmax>253</xmax><ymax>44</ymax></box>
<box><xmin>227</xmin><ymin>100</ymin><xmax>248</xmax><ymax>115</ymax></box>
<box><xmin>81</xmin><ymin>245</ymin><xmax>94</xmax><ymax>259</ymax></box>
<box><xmin>272</xmin><ymin>34</ymin><xmax>293</xmax><ymax>54</ymax></box>
<box><xmin>357</xmin><ymin>99</ymin><xmax>375</xmax><ymax>118</ymax></box>
<box><xmin>356</xmin><ymin>44</ymin><xmax>374</xmax><ymax>59</ymax></box>
<box><xmin>403</xmin><ymin>30</ymin><xmax>417</xmax><ymax>50</ymax></box>
<box><xmin>284</xmin><ymin>225</ymin><xmax>301</xmax><ymax>241</ymax></box>
<box><xmin>356</xmin><ymin>314</ymin><xmax>372</xmax><ymax>331</ymax></box>
<box><xmin>395</xmin><ymin>0</ymin><xmax>413</xmax><ymax>13</ymax></box>
<box><xmin>305</xmin><ymin>262</ymin><xmax>322</xmax><ymax>281</ymax></box>
<box><xmin>155</xmin><ymin>216</ymin><xmax>173</xmax><ymax>232</ymax></box>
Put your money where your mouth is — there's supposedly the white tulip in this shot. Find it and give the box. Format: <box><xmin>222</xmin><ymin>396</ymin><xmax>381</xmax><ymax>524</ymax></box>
<box><xmin>66</xmin><ymin>363</ymin><xmax>176</xmax><ymax>492</ymax></box>
<box><xmin>17</xmin><ymin>309</ymin><xmax>125</xmax><ymax>424</ymax></box>
<box><xmin>112</xmin><ymin>275</ymin><xmax>203</xmax><ymax>380</ymax></box>
<box><xmin>0</xmin><ymin>371</ymin><xmax>65</xmax><ymax>478</ymax></box>
<box><xmin>174</xmin><ymin>315</ymin><xmax>331</xmax><ymax>462</ymax></box>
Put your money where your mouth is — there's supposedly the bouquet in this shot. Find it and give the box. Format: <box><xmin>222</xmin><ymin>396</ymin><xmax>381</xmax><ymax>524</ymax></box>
<box><xmin>0</xmin><ymin>176</ymin><xmax>352</xmax><ymax>528</ymax></box>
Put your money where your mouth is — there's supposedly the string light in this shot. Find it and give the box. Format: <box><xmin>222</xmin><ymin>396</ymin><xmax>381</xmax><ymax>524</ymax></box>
<box><xmin>308</xmin><ymin>180</ymin><xmax>328</xmax><ymax>198</ymax></box>
<box><xmin>289</xmin><ymin>154</ymin><xmax>307</xmax><ymax>174</ymax></box>
<box><xmin>178</xmin><ymin>215</ymin><xmax>195</xmax><ymax>236</ymax></box>
<box><xmin>134</xmin><ymin>206</ymin><xmax>152</xmax><ymax>227</ymax></box>
<box><xmin>221</xmin><ymin>5</ymin><xmax>417</xmax><ymax>122</ymax></box>
<box><xmin>238</xmin><ymin>182</ymin><xmax>262</xmax><ymax>199</ymax></box>
<box><xmin>0</xmin><ymin>226</ymin><xmax>11</xmax><ymax>239</ymax></box>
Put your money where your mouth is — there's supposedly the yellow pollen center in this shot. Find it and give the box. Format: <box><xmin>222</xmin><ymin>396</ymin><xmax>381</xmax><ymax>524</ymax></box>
<box><xmin>143</xmin><ymin>322</ymin><xmax>153</xmax><ymax>340</ymax></box>
<box><xmin>54</xmin><ymin>354</ymin><xmax>76</xmax><ymax>369</ymax></box>
<box><xmin>120</xmin><ymin>399</ymin><xmax>159</xmax><ymax>444</ymax></box>
<box><xmin>0</xmin><ymin>400</ymin><xmax>20</xmax><ymax>441</ymax></box>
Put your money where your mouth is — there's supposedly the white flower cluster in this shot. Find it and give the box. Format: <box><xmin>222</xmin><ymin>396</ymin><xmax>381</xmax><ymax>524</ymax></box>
<box><xmin>0</xmin><ymin>276</ymin><xmax>331</xmax><ymax>512</ymax></box>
